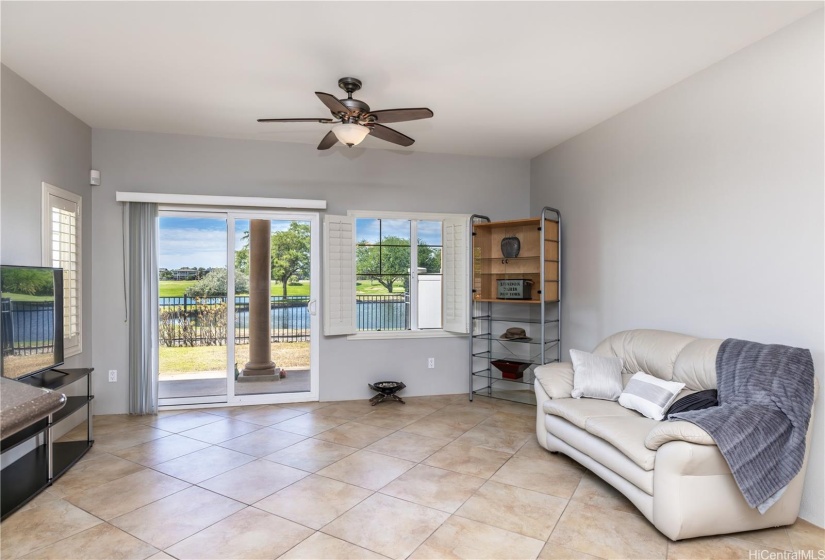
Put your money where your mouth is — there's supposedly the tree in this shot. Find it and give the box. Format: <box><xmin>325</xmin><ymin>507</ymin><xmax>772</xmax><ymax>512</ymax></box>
<box><xmin>270</xmin><ymin>223</ymin><xmax>311</xmax><ymax>297</ymax></box>
<box><xmin>1</xmin><ymin>268</ymin><xmax>54</xmax><ymax>296</ymax></box>
<box><xmin>184</xmin><ymin>268</ymin><xmax>249</xmax><ymax>297</ymax></box>
<box><xmin>417</xmin><ymin>245</ymin><xmax>441</xmax><ymax>274</ymax></box>
<box><xmin>356</xmin><ymin>236</ymin><xmax>411</xmax><ymax>293</ymax></box>
<box><xmin>235</xmin><ymin>246</ymin><xmax>249</xmax><ymax>275</ymax></box>
<box><xmin>356</xmin><ymin>238</ymin><xmax>443</xmax><ymax>293</ymax></box>
<box><xmin>234</xmin><ymin>223</ymin><xmax>311</xmax><ymax>296</ymax></box>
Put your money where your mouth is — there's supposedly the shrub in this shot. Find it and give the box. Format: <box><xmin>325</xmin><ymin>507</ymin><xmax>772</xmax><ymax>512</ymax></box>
<box><xmin>184</xmin><ymin>268</ymin><xmax>249</xmax><ymax>297</ymax></box>
<box><xmin>197</xmin><ymin>302</ymin><xmax>227</xmax><ymax>346</ymax></box>
<box><xmin>158</xmin><ymin>301</ymin><xmax>227</xmax><ymax>347</ymax></box>
<box><xmin>158</xmin><ymin>309</ymin><xmax>178</xmax><ymax>347</ymax></box>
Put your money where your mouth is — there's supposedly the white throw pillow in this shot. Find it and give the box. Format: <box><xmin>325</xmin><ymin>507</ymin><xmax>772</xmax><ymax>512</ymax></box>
<box><xmin>569</xmin><ymin>349</ymin><xmax>624</xmax><ymax>401</ymax></box>
<box><xmin>619</xmin><ymin>372</ymin><xmax>686</xmax><ymax>421</ymax></box>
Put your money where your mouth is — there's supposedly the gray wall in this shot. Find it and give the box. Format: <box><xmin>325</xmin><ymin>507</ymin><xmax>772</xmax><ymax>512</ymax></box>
<box><xmin>91</xmin><ymin>130</ymin><xmax>530</xmax><ymax>413</ymax></box>
<box><xmin>0</xmin><ymin>65</ymin><xmax>93</xmax><ymax>465</ymax></box>
<box><xmin>1</xmin><ymin>64</ymin><xmax>93</xmax><ymax>370</ymax></box>
<box><xmin>530</xmin><ymin>12</ymin><xmax>824</xmax><ymax>526</ymax></box>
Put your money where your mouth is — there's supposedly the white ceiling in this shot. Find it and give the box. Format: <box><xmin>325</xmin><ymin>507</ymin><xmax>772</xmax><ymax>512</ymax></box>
<box><xmin>1</xmin><ymin>2</ymin><xmax>820</xmax><ymax>158</ymax></box>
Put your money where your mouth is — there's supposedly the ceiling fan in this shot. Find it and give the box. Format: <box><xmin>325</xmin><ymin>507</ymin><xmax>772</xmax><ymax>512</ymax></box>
<box><xmin>257</xmin><ymin>77</ymin><xmax>433</xmax><ymax>150</ymax></box>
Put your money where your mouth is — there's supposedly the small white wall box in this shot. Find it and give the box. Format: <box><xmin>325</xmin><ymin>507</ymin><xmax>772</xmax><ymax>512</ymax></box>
<box><xmin>90</xmin><ymin>170</ymin><xmax>101</xmax><ymax>186</ymax></box>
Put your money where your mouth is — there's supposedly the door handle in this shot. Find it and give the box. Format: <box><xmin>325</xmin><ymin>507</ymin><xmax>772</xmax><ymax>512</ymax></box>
<box><xmin>307</xmin><ymin>300</ymin><xmax>317</xmax><ymax>316</ymax></box>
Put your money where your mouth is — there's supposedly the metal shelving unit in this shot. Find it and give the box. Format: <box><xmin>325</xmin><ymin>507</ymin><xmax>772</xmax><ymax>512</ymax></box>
<box><xmin>469</xmin><ymin>207</ymin><xmax>561</xmax><ymax>405</ymax></box>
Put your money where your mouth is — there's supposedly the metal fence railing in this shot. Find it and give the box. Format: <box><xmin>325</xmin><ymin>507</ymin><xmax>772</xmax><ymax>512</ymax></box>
<box><xmin>158</xmin><ymin>294</ymin><xmax>410</xmax><ymax>347</ymax></box>
<box><xmin>355</xmin><ymin>294</ymin><xmax>409</xmax><ymax>331</ymax></box>
<box><xmin>1</xmin><ymin>298</ymin><xmax>56</xmax><ymax>356</ymax></box>
<box><xmin>158</xmin><ymin>296</ymin><xmax>310</xmax><ymax>347</ymax></box>
<box><xmin>235</xmin><ymin>296</ymin><xmax>310</xmax><ymax>344</ymax></box>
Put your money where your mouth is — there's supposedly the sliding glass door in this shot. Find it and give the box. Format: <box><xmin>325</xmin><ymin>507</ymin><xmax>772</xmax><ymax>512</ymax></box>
<box><xmin>232</xmin><ymin>217</ymin><xmax>314</xmax><ymax>399</ymax></box>
<box><xmin>157</xmin><ymin>210</ymin><xmax>319</xmax><ymax>407</ymax></box>
<box><xmin>157</xmin><ymin>213</ymin><xmax>229</xmax><ymax>403</ymax></box>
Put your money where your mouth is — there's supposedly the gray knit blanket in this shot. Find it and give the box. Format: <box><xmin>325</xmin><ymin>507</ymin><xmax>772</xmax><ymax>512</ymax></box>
<box><xmin>669</xmin><ymin>338</ymin><xmax>815</xmax><ymax>512</ymax></box>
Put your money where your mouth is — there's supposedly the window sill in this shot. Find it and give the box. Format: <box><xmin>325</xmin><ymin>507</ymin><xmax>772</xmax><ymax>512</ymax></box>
<box><xmin>347</xmin><ymin>330</ymin><xmax>468</xmax><ymax>341</ymax></box>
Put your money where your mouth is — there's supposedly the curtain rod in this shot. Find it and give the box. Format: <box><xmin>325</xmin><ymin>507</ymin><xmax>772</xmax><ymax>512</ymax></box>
<box><xmin>115</xmin><ymin>192</ymin><xmax>327</xmax><ymax>210</ymax></box>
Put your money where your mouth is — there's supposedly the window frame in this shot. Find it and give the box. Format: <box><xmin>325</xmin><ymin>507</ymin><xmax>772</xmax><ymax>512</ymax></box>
<box><xmin>41</xmin><ymin>182</ymin><xmax>83</xmax><ymax>357</ymax></box>
<box><xmin>346</xmin><ymin>210</ymin><xmax>467</xmax><ymax>340</ymax></box>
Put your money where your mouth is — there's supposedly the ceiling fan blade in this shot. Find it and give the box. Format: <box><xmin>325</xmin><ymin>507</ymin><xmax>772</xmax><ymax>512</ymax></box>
<box><xmin>317</xmin><ymin>130</ymin><xmax>338</xmax><ymax>150</ymax></box>
<box><xmin>368</xmin><ymin>124</ymin><xmax>414</xmax><ymax>147</ymax></box>
<box><xmin>367</xmin><ymin>108</ymin><xmax>433</xmax><ymax>124</ymax></box>
<box><xmin>315</xmin><ymin>92</ymin><xmax>350</xmax><ymax>115</ymax></box>
<box><xmin>257</xmin><ymin>118</ymin><xmax>334</xmax><ymax>123</ymax></box>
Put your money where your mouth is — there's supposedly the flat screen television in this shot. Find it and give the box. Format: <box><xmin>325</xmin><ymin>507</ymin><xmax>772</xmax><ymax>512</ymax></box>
<box><xmin>0</xmin><ymin>265</ymin><xmax>64</xmax><ymax>380</ymax></box>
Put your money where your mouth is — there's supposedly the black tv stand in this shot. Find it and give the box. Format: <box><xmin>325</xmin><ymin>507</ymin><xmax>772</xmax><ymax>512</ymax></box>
<box><xmin>0</xmin><ymin>367</ymin><xmax>94</xmax><ymax>520</ymax></box>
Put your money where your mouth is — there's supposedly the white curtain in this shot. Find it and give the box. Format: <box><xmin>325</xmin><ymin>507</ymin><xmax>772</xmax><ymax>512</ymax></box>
<box><xmin>128</xmin><ymin>202</ymin><xmax>159</xmax><ymax>415</ymax></box>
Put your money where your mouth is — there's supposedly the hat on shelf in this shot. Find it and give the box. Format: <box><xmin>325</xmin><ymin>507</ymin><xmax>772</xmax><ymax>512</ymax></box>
<box><xmin>499</xmin><ymin>327</ymin><xmax>532</xmax><ymax>341</ymax></box>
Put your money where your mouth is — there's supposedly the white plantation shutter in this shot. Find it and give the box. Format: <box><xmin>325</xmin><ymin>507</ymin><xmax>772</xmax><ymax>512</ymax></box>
<box><xmin>323</xmin><ymin>214</ymin><xmax>356</xmax><ymax>335</ymax></box>
<box><xmin>442</xmin><ymin>217</ymin><xmax>470</xmax><ymax>334</ymax></box>
<box><xmin>42</xmin><ymin>183</ymin><xmax>82</xmax><ymax>356</ymax></box>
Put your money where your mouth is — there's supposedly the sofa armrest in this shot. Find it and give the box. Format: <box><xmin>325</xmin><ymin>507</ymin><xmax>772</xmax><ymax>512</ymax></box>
<box><xmin>653</xmin><ymin>435</ymin><xmax>812</xmax><ymax>540</ymax></box>
<box><xmin>645</xmin><ymin>421</ymin><xmax>715</xmax><ymax>450</ymax></box>
<box><xmin>655</xmin><ymin>439</ymin><xmax>730</xmax><ymax>477</ymax></box>
<box><xmin>534</xmin><ymin>362</ymin><xmax>574</xmax><ymax>399</ymax></box>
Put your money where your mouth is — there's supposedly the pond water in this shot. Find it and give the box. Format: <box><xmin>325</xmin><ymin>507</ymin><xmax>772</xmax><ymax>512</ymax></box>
<box><xmin>158</xmin><ymin>297</ymin><xmax>409</xmax><ymax>332</ymax></box>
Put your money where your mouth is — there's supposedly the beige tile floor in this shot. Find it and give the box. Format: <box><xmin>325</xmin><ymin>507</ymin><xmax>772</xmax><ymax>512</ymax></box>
<box><xmin>1</xmin><ymin>394</ymin><xmax>823</xmax><ymax>560</ymax></box>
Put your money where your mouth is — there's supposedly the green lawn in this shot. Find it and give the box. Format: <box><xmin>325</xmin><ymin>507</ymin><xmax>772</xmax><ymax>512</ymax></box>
<box><xmin>2</xmin><ymin>292</ymin><xmax>55</xmax><ymax>302</ymax></box>
<box><xmin>159</xmin><ymin>280</ymin><xmax>311</xmax><ymax>298</ymax></box>
<box><xmin>355</xmin><ymin>280</ymin><xmax>406</xmax><ymax>295</ymax></box>
<box><xmin>273</xmin><ymin>282</ymin><xmax>310</xmax><ymax>297</ymax></box>
<box><xmin>159</xmin><ymin>342</ymin><xmax>309</xmax><ymax>375</ymax></box>
<box><xmin>159</xmin><ymin>280</ymin><xmax>198</xmax><ymax>297</ymax></box>
<box><xmin>159</xmin><ymin>279</ymin><xmax>406</xmax><ymax>298</ymax></box>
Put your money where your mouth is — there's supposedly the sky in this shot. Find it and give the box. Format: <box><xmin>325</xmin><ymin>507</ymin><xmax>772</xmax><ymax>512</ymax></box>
<box><xmin>355</xmin><ymin>219</ymin><xmax>442</xmax><ymax>246</ymax></box>
<box><xmin>158</xmin><ymin>217</ymin><xmax>296</xmax><ymax>269</ymax></box>
<box><xmin>158</xmin><ymin>217</ymin><xmax>442</xmax><ymax>269</ymax></box>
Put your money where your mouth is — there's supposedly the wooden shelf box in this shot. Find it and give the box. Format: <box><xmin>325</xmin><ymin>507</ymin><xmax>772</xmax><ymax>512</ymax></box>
<box><xmin>472</xmin><ymin>217</ymin><xmax>559</xmax><ymax>304</ymax></box>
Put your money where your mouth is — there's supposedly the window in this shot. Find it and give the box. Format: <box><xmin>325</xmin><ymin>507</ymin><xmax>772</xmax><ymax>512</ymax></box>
<box><xmin>42</xmin><ymin>183</ymin><xmax>82</xmax><ymax>356</ymax></box>
<box><xmin>323</xmin><ymin>212</ymin><xmax>469</xmax><ymax>338</ymax></box>
<box><xmin>354</xmin><ymin>218</ymin><xmax>443</xmax><ymax>331</ymax></box>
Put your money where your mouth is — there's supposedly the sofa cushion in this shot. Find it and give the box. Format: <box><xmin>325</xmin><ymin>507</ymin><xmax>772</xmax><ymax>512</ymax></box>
<box><xmin>593</xmin><ymin>330</ymin><xmax>696</xmax><ymax>381</ymax></box>
<box><xmin>544</xmin><ymin>398</ymin><xmax>638</xmax><ymax>430</ymax></box>
<box><xmin>672</xmin><ymin>338</ymin><xmax>722</xmax><ymax>391</ymax></box>
<box><xmin>534</xmin><ymin>362</ymin><xmax>575</xmax><ymax>399</ymax></box>
<box><xmin>584</xmin><ymin>416</ymin><xmax>659</xmax><ymax>471</ymax></box>
<box><xmin>546</xmin><ymin>415</ymin><xmax>654</xmax><ymax>495</ymax></box>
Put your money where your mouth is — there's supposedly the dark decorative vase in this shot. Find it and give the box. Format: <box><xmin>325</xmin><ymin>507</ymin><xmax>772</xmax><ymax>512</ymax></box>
<box><xmin>501</xmin><ymin>237</ymin><xmax>521</xmax><ymax>258</ymax></box>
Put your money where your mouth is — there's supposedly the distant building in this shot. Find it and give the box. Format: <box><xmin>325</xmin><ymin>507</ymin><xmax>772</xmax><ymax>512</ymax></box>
<box><xmin>160</xmin><ymin>267</ymin><xmax>213</xmax><ymax>280</ymax></box>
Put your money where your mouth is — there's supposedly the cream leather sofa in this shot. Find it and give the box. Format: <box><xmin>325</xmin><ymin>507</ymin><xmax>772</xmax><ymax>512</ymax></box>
<box><xmin>533</xmin><ymin>329</ymin><xmax>816</xmax><ymax>541</ymax></box>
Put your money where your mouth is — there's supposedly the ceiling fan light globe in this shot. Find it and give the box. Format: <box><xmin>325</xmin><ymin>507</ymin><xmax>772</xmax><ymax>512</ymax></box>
<box><xmin>332</xmin><ymin>123</ymin><xmax>369</xmax><ymax>147</ymax></box>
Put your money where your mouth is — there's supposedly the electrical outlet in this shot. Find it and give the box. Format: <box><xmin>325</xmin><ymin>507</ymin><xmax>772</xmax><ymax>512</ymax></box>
<box><xmin>428</xmin><ymin>358</ymin><xmax>435</xmax><ymax>369</ymax></box>
<box><xmin>108</xmin><ymin>370</ymin><xmax>117</xmax><ymax>382</ymax></box>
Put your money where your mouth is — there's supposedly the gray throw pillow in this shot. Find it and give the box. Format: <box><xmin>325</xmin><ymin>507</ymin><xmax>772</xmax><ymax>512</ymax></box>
<box><xmin>570</xmin><ymin>349</ymin><xmax>624</xmax><ymax>401</ymax></box>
